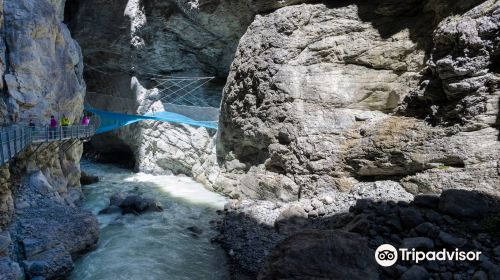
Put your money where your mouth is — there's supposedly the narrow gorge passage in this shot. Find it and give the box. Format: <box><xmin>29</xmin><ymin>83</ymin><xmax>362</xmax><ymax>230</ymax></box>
<box><xmin>70</xmin><ymin>162</ymin><xmax>229</xmax><ymax>280</ymax></box>
<box><xmin>0</xmin><ymin>0</ymin><xmax>498</xmax><ymax>279</ymax></box>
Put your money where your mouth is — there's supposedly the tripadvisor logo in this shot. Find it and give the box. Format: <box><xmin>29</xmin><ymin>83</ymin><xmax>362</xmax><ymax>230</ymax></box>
<box><xmin>375</xmin><ymin>244</ymin><xmax>398</xmax><ymax>267</ymax></box>
<box><xmin>375</xmin><ymin>244</ymin><xmax>482</xmax><ymax>267</ymax></box>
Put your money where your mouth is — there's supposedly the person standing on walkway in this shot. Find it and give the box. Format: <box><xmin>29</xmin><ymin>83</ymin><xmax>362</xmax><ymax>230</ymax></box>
<box><xmin>81</xmin><ymin>115</ymin><xmax>90</xmax><ymax>126</ymax></box>
<box><xmin>61</xmin><ymin>114</ymin><xmax>70</xmax><ymax>137</ymax></box>
<box><xmin>29</xmin><ymin>118</ymin><xmax>36</xmax><ymax>137</ymax></box>
<box><xmin>49</xmin><ymin>115</ymin><xmax>58</xmax><ymax>139</ymax></box>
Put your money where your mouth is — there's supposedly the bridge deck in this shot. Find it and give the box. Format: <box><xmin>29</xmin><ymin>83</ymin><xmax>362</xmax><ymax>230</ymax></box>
<box><xmin>0</xmin><ymin>125</ymin><xmax>95</xmax><ymax>166</ymax></box>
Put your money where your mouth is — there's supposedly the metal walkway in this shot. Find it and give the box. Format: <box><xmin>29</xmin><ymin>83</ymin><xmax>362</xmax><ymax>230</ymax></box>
<box><xmin>0</xmin><ymin>125</ymin><xmax>95</xmax><ymax>166</ymax></box>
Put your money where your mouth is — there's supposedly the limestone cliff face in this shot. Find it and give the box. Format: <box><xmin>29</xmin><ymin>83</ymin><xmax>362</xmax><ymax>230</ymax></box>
<box><xmin>0</xmin><ymin>0</ymin><xmax>98</xmax><ymax>278</ymax></box>
<box><xmin>217</xmin><ymin>0</ymin><xmax>499</xmax><ymax>200</ymax></box>
<box><xmin>0</xmin><ymin>0</ymin><xmax>87</xmax><ymax>229</ymax></box>
<box><xmin>69</xmin><ymin>0</ymin><xmax>498</xmax><ymax>200</ymax></box>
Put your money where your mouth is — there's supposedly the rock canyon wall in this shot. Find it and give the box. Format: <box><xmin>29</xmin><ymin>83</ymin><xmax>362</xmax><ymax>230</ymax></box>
<box><xmin>64</xmin><ymin>0</ymin><xmax>499</xmax><ymax>278</ymax></box>
<box><xmin>0</xmin><ymin>0</ymin><xmax>98</xmax><ymax>278</ymax></box>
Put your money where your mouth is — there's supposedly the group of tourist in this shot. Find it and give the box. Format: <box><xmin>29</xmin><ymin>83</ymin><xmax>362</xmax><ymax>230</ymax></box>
<box><xmin>27</xmin><ymin>115</ymin><xmax>91</xmax><ymax>139</ymax></box>
<box><xmin>47</xmin><ymin>115</ymin><xmax>90</xmax><ymax>127</ymax></box>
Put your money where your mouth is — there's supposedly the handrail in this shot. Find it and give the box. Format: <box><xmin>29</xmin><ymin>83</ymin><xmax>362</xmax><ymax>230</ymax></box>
<box><xmin>0</xmin><ymin>125</ymin><xmax>95</xmax><ymax>165</ymax></box>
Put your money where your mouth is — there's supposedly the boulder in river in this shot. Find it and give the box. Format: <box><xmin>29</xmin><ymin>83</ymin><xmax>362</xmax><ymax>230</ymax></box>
<box><xmin>103</xmin><ymin>193</ymin><xmax>164</xmax><ymax>215</ymax></box>
<box><xmin>80</xmin><ymin>172</ymin><xmax>99</xmax><ymax>185</ymax></box>
<box><xmin>187</xmin><ymin>226</ymin><xmax>203</xmax><ymax>236</ymax></box>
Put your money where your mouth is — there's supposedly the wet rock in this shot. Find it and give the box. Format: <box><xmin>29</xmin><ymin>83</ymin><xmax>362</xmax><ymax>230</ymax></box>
<box><xmin>493</xmin><ymin>246</ymin><xmax>500</xmax><ymax>258</ymax></box>
<box><xmin>118</xmin><ymin>195</ymin><xmax>163</xmax><ymax>214</ymax></box>
<box><xmin>344</xmin><ymin>217</ymin><xmax>371</xmax><ymax>235</ymax></box>
<box><xmin>414</xmin><ymin>222</ymin><xmax>440</xmax><ymax>238</ymax></box>
<box><xmin>80</xmin><ymin>172</ymin><xmax>99</xmax><ymax>185</ymax></box>
<box><xmin>23</xmin><ymin>244</ymin><xmax>73</xmax><ymax>279</ymax></box>
<box><xmin>109</xmin><ymin>192</ymin><xmax>126</xmax><ymax>207</ymax></box>
<box><xmin>400</xmin><ymin>265</ymin><xmax>429</xmax><ymax>280</ymax></box>
<box><xmin>9</xmin><ymin>172</ymin><xmax>99</xmax><ymax>279</ymax></box>
<box><xmin>0</xmin><ymin>257</ymin><xmax>22</xmax><ymax>280</ymax></box>
<box><xmin>488</xmin><ymin>266</ymin><xmax>500</xmax><ymax>279</ymax></box>
<box><xmin>439</xmin><ymin>190</ymin><xmax>490</xmax><ymax>220</ymax></box>
<box><xmin>0</xmin><ymin>231</ymin><xmax>11</xmax><ymax>254</ymax></box>
<box><xmin>258</xmin><ymin>230</ymin><xmax>378</xmax><ymax>280</ymax></box>
<box><xmin>98</xmin><ymin>205</ymin><xmax>122</xmax><ymax>215</ymax></box>
<box><xmin>472</xmin><ymin>270</ymin><xmax>488</xmax><ymax>280</ymax></box>
<box><xmin>187</xmin><ymin>226</ymin><xmax>203</xmax><ymax>235</ymax></box>
<box><xmin>385</xmin><ymin>214</ymin><xmax>403</xmax><ymax>231</ymax></box>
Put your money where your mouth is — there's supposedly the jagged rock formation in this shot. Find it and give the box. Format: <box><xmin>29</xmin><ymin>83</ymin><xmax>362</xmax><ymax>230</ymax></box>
<box><xmin>217</xmin><ymin>0</ymin><xmax>499</xmax><ymax>201</ymax></box>
<box><xmin>0</xmin><ymin>0</ymin><xmax>98</xmax><ymax>278</ymax></box>
<box><xmin>7</xmin><ymin>172</ymin><xmax>98</xmax><ymax>279</ymax></box>
<box><xmin>64</xmin><ymin>0</ymin><xmax>499</xmax><ymax>278</ymax></box>
<box><xmin>214</xmin><ymin>0</ymin><xmax>499</xmax><ymax>277</ymax></box>
<box><xmin>0</xmin><ymin>0</ymin><xmax>88</xmax><ymax>228</ymax></box>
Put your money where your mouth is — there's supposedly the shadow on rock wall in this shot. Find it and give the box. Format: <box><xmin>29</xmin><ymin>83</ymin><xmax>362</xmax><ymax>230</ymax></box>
<box><xmin>216</xmin><ymin>189</ymin><xmax>500</xmax><ymax>279</ymax></box>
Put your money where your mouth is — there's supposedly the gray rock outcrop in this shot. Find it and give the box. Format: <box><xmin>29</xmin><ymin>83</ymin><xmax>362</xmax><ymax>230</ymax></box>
<box><xmin>216</xmin><ymin>0</ymin><xmax>499</xmax><ymax>200</ymax></box>
<box><xmin>0</xmin><ymin>0</ymin><xmax>96</xmax><ymax>279</ymax></box>
<box><xmin>0</xmin><ymin>0</ymin><xmax>88</xmax><ymax>229</ymax></box>
<box><xmin>8</xmin><ymin>171</ymin><xmax>98</xmax><ymax>280</ymax></box>
<box><xmin>219</xmin><ymin>189</ymin><xmax>500</xmax><ymax>278</ymax></box>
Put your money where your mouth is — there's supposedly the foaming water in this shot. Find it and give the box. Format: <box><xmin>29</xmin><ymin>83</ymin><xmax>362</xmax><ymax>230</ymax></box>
<box><xmin>70</xmin><ymin>162</ymin><xmax>229</xmax><ymax>280</ymax></box>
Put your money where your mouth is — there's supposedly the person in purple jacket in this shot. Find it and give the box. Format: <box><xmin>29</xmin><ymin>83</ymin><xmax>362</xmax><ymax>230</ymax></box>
<box><xmin>81</xmin><ymin>115</ymin><xmax>90</xmax><ymax>126</ymax></box>
<box><xmin>49</xmin><ymin>115</ymin><xmax>58</xmax><ymax>139</ymax></box>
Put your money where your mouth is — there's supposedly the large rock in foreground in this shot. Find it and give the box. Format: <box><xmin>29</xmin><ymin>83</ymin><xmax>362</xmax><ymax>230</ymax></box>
<box><xmin>216</xmin><ymin>0</ymin><xmax>499</xmax><ymax>200</ymax></box>
<box><xmin>8</xmin><ymin>172</ymin><xmax>99</xmax><ymax>279</ymax></box>
<box><xmin>258</xmin><ymin>230</ymin><xmax>378</xmax><ymax>280</ymax></box>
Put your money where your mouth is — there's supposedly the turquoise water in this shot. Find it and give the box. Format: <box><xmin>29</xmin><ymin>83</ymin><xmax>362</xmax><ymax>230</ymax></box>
<box><xmin>70</xmin><ymin>162</ymin><xmax>229</xmax><ymax>280</ymax></box>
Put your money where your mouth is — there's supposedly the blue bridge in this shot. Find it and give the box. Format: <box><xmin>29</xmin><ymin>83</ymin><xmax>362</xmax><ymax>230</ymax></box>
<box><xmin>85</xmin><ymin>75</ymin><xmax>220</xmax><ymax>134</ymax></box>
<box><xmin>0</xmin><ymin>75</ymin><xmax>220</xmax><ymax>166</ymax></box>
<box><xmin>85</xmin><ymin>106</ymin><xmax>219</xmax><ymax>134</ymax></box>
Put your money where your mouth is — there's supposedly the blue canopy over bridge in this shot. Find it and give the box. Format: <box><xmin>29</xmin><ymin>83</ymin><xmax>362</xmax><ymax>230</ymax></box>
<box><xmin>84</xmin><ymin>75</ymin><xmax>220</xmax><ymax>134</ymax></box>
<box><xmin>85</xmin><ymin>106</ymin><xmax>219</xmax><ymax>134</ymax></box>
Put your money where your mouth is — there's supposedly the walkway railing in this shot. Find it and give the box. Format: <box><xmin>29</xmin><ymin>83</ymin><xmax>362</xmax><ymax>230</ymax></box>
<box><xmin>0</xmin><ymin>125</ymin><xmax>95</xmax><ymax>165</ymax></box>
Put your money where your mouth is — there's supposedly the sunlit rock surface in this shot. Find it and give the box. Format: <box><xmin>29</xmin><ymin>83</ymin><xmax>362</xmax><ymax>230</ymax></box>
<box><xmin>217</xmin><ymin>0</ymin><xmax>499</xmax><ymax>200</ymax></box>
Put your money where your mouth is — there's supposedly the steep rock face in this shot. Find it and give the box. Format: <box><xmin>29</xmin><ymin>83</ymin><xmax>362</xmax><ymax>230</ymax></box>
<box><xmin>66</xmin><ymin>0</ymin><xmax>254</xmax><ymax>174</ymax></box>
<box><xmin>217</xmin><ymin>0</ymin><xmax>499</xmax><ymax>200</ymax></box>
<box><xmin>0</xmin><ymin>0</ymin><xmax>98</xmax><ymax>278</ymax></box>
<box><xmin>0</xmin><ymin>0</ymin><xmax>87</xmax><ymax>229</ymax></box>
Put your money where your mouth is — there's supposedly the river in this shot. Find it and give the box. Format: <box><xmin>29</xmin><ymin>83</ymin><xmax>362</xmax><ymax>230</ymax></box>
<box><xmin>70</xmin><ymin>162</ymin><xmax>230</xmax><ymax>280</ymax></box>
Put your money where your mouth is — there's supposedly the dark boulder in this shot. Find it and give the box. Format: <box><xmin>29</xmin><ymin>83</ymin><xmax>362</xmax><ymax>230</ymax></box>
<box><xmin>258</xmin><ymin>230</ymin><xmax>378</xmax><ymax>280</ymax></box>
<box><xmin>109</xmin><ymin>192</ymin><xmax>126</xmax><ymax>207</ymax></box>
<box><xmin>80</xmin><ymin>172</ymin><xmax>99</xmax><ymax>185</ymax></box>
<box><xmin>438</xmin><ymin>190</ymin><xmax>490</xmax><ymax>220</ymax></box>
<box><xmin>187</xmin><ymin>226</ymin><xmax>203</xmax><ymax>235</ymax></box>
<box><xmin>413</xmin><ymin>194</ymin><xmax>440</xmax><ymax>209</ymax></box>
<box><xmin>110</xmin><ymin>194</ymin><xmax>163</xmax><ymax>215</ymax></box>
